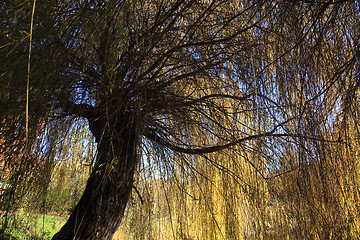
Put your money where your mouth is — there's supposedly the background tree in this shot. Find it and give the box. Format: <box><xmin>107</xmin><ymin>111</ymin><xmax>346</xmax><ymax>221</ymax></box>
<box><xmin>1</xmin><ymin>0</ymin><xmax>360</xmax><ymax>239</ymax></box>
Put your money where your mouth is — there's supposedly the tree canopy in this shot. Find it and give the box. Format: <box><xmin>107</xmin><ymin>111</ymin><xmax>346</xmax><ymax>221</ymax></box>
<box><xmin>1</xmin><ymin>0</ymin><xmax>360</xmax><ymax>239</ymax></box>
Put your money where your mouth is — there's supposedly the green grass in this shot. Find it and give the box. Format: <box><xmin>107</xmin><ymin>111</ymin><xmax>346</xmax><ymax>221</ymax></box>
<box><xmin>1</xmin><ymin>213</ymin><xmax>67</xmax><ymax>240</ymax></box>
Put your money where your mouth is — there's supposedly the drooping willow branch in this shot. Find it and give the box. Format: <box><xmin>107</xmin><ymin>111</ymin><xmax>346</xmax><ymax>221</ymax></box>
<box><xmin>145</xmin><ymin>129</ymin><xmax>289</xmax><ymax>155</ymax></box>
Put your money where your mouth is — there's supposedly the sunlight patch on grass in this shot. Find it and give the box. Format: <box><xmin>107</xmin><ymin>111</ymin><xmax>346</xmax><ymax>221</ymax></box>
<box><xmin>1</xmin><ymin>213</ymin><xmax>67</xmax><ymax>239</ymax></box>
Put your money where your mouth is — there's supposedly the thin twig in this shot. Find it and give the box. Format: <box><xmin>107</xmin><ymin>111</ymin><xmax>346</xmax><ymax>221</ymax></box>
<box><xmin>26</xmin><ymin>0</ymin><xmax>37</xmax><ymax>146</ymax></box>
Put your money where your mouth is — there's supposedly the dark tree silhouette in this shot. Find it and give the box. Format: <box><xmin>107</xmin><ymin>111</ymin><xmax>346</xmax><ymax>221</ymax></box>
<box><xmin>1</xmin><ymin>0</ymin><xmax>359</xmax><ymax>239</ymax></box>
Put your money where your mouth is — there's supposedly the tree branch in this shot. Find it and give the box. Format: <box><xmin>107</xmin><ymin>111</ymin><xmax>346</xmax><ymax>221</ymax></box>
<box><xmin>184</xmin><ymin>93</ymin><xmax>252</xmax><ymax>106</ymax></box>
<box><xmin>144</xmin><ymin>128</ymin><xmax>289</xmax><ymax>155</ymax></box>
<box><xmin>61</xmin><ymin>101</ymin><xmax>94</xmax><ymax>119</ymax></box>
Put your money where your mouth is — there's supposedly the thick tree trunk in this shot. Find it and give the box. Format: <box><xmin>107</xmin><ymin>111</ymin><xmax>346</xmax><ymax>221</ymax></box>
<box><xmin>52</xmin><ymin>110</ymin><xmax>141</xmax><ymax>240</ymax></box>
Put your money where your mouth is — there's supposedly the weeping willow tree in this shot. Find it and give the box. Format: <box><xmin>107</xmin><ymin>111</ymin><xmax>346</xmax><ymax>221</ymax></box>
<box><xmin>1</xmin><ymin>0</ymin><xmax>360</xmax><ymax>239</ymax></box>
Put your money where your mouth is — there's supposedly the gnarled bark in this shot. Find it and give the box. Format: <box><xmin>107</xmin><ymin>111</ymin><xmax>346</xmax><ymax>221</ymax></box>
<box><xmin>52</xmin><ymin>110</ymin><xmax>142</xmax><ymax>240</ymax></box>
